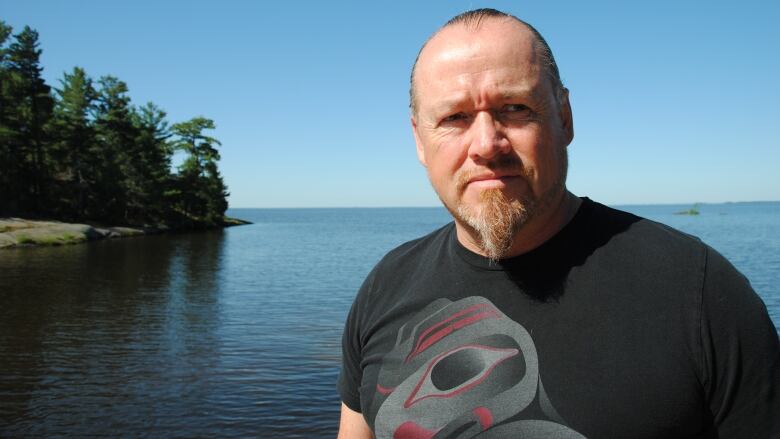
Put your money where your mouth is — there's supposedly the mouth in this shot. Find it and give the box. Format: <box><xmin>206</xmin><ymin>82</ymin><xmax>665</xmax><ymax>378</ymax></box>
<box><xmin>464</xmin><ymin>174</ymin><xmax>522</xmax><ymax>190</ymax></box>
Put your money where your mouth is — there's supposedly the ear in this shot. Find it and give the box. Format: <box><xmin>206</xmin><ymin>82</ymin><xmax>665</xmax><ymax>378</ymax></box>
<box><xmin>559</xmin><ymin>88</ymin><xmax>574</xmax><ymax>146</ymax></box>
<box><xmin>412</xmin><ymin>116</ymin><xmax>428</xmax><ymax>167</ymax></box>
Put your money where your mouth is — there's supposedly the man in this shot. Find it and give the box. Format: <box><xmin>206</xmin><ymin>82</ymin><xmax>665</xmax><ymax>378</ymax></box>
<box><xmin>338</xmin><ymin>8</ymin><xmax>779</xmax><ymax>438</ymax></box>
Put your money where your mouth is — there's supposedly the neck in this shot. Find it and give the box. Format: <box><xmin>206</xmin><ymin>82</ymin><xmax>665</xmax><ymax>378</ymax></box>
<box><xmin>455</xmin><ymin>190</ymin><xmax>582</xmax><ymax>259</ymax></box>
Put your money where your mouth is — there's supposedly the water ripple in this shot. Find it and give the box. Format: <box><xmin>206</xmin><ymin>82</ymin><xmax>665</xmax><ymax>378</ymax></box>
<box><xmin>1</xmin><ymin>205</ymin><xmax>777</xmax><ymax>437</ymax></box>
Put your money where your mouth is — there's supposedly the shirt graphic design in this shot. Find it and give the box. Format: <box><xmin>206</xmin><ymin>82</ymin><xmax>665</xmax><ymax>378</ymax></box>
<box><xmin>372</xmin><ymin>296</ymin><xmax>585</xmax><ymax>438</ymax></box>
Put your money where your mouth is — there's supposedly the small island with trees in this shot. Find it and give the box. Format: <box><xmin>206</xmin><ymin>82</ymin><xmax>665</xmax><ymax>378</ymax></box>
<box><xmin>674</xmin><ymin>203</ymin><xmax>701</xmax><ymax>216</ymax></box>
<box><xmin>0</xmin><ymin>22</ymin><xmax>247</xmax><ymax>248</ymax></box>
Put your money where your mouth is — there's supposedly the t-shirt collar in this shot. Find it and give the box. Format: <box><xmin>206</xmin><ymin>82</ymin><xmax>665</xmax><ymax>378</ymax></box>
<box><xmin>449</xmin><ymin>197</ymin><xmax>593</xmax><ymax>271</ymax></box>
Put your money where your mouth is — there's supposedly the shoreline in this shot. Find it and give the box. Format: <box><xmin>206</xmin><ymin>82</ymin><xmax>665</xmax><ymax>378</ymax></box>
<box><xmin>0</xmin><ymin>217</ymin><xmax>251</xmax><ymax>249</ymax></box>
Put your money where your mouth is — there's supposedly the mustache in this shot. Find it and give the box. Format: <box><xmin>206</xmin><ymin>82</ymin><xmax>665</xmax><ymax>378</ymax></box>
<box><xmin>456</xmin><ymin>155</ymin><xmax>529</xmax><ymax>193</ymax></box>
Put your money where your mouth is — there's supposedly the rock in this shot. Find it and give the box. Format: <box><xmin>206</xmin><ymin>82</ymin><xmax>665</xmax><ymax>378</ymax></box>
<box><xmin>0</xmin><ymin>216</ymin><xmax>248</xmax><ymax>249</ymax></box>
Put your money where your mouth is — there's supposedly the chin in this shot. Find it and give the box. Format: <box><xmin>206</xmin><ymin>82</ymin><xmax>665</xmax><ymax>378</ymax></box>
<box><xmin>455</xmin><ymin>189</ymin><xmax>535</xmax><ymax>261</ymax></box>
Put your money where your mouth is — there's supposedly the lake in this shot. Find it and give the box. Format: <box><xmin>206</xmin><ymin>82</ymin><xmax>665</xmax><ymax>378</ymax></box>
<box><xmin>1</xmin><ymin>202</ymin><xmax>778</xmax><ymax>437</ymax></box>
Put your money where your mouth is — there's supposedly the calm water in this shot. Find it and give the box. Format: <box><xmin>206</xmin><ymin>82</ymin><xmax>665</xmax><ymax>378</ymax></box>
<box><xmin>1</xmin><ymin>202</ymin><xmax>778</xmax><ymax>437</ymax></box>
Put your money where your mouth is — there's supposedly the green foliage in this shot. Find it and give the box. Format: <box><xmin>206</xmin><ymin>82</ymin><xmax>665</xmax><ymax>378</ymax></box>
<box><xmin>1</xmin><ymin>24</ymin><xmax>55</xmax><ymax>214</ymax></box>
<box><xmin>0</xmin><ymin>21</ymin><xmax>15</xmax><ymax>211</ymax></box>
<box><xmin>0</xmin><ymin>22</ymin><xmax>229</xmax><ymax>228</ymax></box>
<box><xmin>51</xmin><ymin>66</ymin><xmax>97</xmax><ymax>218</ymax></box>
<box><xmin>675</xmin><ymin>203</ymin><xmax>701</xmax><ymax>216</ymax></box>
<box><xmin>15</xmin><ymin>231</ymin><xmax>83</xmax><ymax>246</ymax></box>
<box><xmin>170</xmin><ymin>117</ymin><xmax>229</xmax><ymax>225</ymax></box>
<box><xmin>131</xmin><ymin>102</ymin><xmax>174</xmax><ymax>224</ymax></box>
<box><xmin>16</xmin><ymin>233</ymin><xmax>35</xmax><ymax>244</ymax></box>
<box><xmin>93</xmin><ymin>75</ymin><xmax>137</xmax><ymax>222</ymax></box>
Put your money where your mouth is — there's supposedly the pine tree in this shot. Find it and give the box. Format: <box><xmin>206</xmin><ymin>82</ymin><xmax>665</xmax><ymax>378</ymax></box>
<box><xmin>1</xmin><ymin>22</ymin><xmax>231</xmax><ymax>227</ymax></box>
<box><xmin>94</xmin><ymin>75</ymin><xmax>138</xmax><ymax>223</ymax></box>
<box><xmin>171</xmin><ymin>117</ymin><xmax>228</xmax><ymax>225</ymax></box>
<box><xmin>4</xmin><ymin>26</ymin><xmax>54</xmax><ymax>214</ymax></box>
<box><xmin>0</xmin><ymin>21</ymin><xmax>15</xmax><ymax>214</ymax></box>
<box><xmin>132</xmin><ymin>102</ymin><xmax>173</xmax><ymax>224</ymax></box>
<box><xmin>51</xmin><ymin>67</ymin><xmax>97</xmax><ymax>218</ymax></box>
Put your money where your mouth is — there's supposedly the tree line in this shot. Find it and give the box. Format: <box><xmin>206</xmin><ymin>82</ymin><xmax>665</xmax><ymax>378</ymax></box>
<box><xmin>0</xmin><ymin>21</ymin><xmax>229</xmax><ymax>227</ymax></box>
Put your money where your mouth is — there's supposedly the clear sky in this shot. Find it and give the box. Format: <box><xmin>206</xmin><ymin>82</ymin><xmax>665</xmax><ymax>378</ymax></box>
<box><xmin>4</xmin><ymin>0</ymin><xmax>779</xmax><ymax>207</ymax></box>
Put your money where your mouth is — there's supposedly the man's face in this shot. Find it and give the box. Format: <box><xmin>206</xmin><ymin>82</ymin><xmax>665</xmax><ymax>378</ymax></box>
<box><xmin>412</xmin><ymin>19</ymin><xmax>573</xmax><ymax>254</ymax></box>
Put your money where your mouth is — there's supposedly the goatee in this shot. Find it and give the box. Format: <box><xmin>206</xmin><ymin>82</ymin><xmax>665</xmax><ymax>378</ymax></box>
<box><xmin>456</xmin><ymin>188</ymin><xmax>534</xmax><ymax>262</ymax></box>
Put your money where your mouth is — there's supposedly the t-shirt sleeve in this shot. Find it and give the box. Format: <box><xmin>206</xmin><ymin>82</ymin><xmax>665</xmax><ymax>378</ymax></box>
<box><xmin>337</xmin><ymin>270</ymin><xmax>375</xmax><ymax>413</ymax></box>
<box><xmin>699</xmin><ymin>247</ymin><xmax>780</xmax><ymax>437</ymax></box>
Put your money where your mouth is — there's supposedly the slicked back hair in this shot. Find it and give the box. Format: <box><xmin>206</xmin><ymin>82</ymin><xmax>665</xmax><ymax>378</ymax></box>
<box><xmin>409</xmin><ymin>8</ymin><xmax>565</xmax><ymax>117</ymax></box>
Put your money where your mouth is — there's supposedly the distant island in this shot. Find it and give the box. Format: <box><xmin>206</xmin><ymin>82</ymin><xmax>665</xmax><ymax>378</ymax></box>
<box><xmin>0</xmin><ymin>21</ymin><xmax>248</xmax><ymax>248</ymax></box>
<box><xmin>674</xmin><ymin>203</ymin><xmax>701</xmax><ymax>216</ymax></box>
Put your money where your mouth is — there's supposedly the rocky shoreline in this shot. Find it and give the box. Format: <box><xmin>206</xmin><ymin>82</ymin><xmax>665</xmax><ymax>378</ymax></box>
<box><xmin>0</xmin><ymin>217</ymin><xmax>249</xmax><ymax>249</ymax></box>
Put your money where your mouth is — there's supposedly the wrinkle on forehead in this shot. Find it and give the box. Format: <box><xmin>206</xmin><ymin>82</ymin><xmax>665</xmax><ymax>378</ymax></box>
<box><xmin>424</xmin><ymin>82</ymin><xmax>539</xmax><ymax>116</ymax></box>
<box><xmin>414</xmin><ymin>20</ymin><xmax>546</xmax><ymax>116</ymax></box>
<box><xmin>418</xmin><ymin>66</ymin><xmax>544</xmax><ymax>119</ymax></box>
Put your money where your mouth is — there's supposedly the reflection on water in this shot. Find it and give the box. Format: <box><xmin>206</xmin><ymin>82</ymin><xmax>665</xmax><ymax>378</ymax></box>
<box><xmin>0</xmin><ymin>232</ymin><xmax>237</xmax><ymax>436</ymax></box>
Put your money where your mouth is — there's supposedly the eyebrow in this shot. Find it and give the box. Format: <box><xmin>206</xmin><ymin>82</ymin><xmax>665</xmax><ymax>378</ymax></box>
<box><xmin>500</xmin><ymin>84</ymin><xmax>537</xmax><ymax>101</ymax></box>
<box><xmin>430</xmin><ymin>93</ymin><xmax>470</xmax><ymax>114</ymax></box>
<box><xmin>430</xmin><ymin>85</ymin><xmax>538</xmax><ymax>115</ymax></box>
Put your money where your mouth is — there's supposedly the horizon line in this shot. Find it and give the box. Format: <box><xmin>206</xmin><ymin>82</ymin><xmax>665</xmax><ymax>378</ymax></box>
<box><xmin>227</xmin><ymin>200</ymin><xmax>780</xmax><ymax>210</ymax></box>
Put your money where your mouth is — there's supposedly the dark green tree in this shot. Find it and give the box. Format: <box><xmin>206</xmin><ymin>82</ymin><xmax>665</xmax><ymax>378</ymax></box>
<box><xmin>51</xmin><ymin>66</ymin><xmax>97</xmax><ymax>218</ymax></box>
<box><xmin>1</xmin><ymin>22</ymin><xmax>231</xmax><ymax>228</ymax></box>
<box><xmin>131</xmin><ymin>102</ymin><xmax>173</xmax><ymax>224</ymax></box>
<box><xmin>0</xmin><ymin>21</ymin><xmax>15</xmax><ymax>213</ymax></box>
<box><xmin>171</xmin><ymin>117</ymin><xmax>228</xmax><ymax>225</ymax></box>
<box><xmin>94</xmin><ymin>75</ymin><xmax>138</xmax><ymax>222</ymax></box>
<box><xmin>201</xmin><ymin>159</ymin><xmax>229</xmax><ymax>223</ymax></box>
<box><xmin>3</xmin><ymin>25</ymin><xmax>54</xmax><ymax>214</ymax></box>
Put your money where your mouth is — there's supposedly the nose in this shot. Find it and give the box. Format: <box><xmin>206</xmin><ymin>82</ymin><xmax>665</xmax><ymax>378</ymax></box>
<box><xmin>468</xmin><ymin>111</ymin><xmax>510</xmax><ymax>162</ymax></box>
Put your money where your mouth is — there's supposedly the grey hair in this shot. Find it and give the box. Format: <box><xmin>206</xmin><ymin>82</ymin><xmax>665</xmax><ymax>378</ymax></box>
<box><xmin>409</xmin><ymin>8</ymin><xmax>565</xmax><ymax>117</ymax></box>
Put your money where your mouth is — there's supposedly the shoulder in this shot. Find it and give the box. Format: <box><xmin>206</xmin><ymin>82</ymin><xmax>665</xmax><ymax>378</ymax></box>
<box><xmin>371</xmin><ymin>222</ymin><xmax>454</xmax><ymax>276</ymax></box>
<box><xmin>353</xmin><ymin>222</ymin><xmax>454</xmax><ymax>305</ymax></box>
<box><xmin>347</xmin><ymin>222</ymin><xmax>455</xmax><ymax>335</ymax></box>
<box><xmin>573</xmin><ymin>199</ymin><xmax>727</xmax><ymax>313</ymax></box>
<box><xmin>583</xmin><ymin>199</ymin><xmax>709</xmax><ymax>262</ymax></box>
<box><xmin>582</xmin><ymin>200</ymin><xmax>770</xmax><ymax>337</ymax></box>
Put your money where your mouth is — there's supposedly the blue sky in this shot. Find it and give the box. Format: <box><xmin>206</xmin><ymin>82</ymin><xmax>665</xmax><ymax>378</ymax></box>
<box><xmin>4</xmin><ymin>0</ymin><xmax>779</xmax><ymax>207</ymax></box>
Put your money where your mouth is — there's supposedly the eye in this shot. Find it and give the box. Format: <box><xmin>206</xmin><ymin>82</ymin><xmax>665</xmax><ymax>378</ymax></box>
<box><xmin>441</xmin><ymin>112</ymin><xmax>469</xmax><ymax>124</ymax></box>
<box><xmin>500</xmin><ymin>104</ymin><xmax>532</xmax><ymax>121</ymax></box>
<box><xmin>505</xmin><ymin>104</ymin><xmax>527</xmax><ymax>111</ymax></box>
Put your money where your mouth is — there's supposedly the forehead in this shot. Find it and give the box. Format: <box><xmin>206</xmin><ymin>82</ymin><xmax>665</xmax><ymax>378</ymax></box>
<box><xmin>414</xmin><ymin>19</ymin><xmax>544</xmax><ymax>111</ymax></box>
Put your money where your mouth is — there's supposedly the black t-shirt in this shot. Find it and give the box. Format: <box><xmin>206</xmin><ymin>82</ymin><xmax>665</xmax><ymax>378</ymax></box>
<box><xmin>339</xmin><ymin>198</ymin><xmax>780</xmax><ymax>438</ymax></box>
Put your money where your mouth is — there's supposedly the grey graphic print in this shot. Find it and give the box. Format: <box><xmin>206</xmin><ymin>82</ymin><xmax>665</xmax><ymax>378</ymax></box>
<box><xmin>372</xmin><ymin>296</ymin><xmax>585</xmax><ymax>438</ymax></box>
